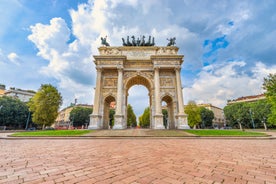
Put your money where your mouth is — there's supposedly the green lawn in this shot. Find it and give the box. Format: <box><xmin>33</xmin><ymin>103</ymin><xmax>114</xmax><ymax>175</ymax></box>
<box><xmin>184</xmin><ymin>129</ymin><xmax>268</xmax><ymax>136</ymax></box>
<box><xmin>11</xmin><ymin>130</ymin><xmax>91</xmax><ymax>137</ymax></box>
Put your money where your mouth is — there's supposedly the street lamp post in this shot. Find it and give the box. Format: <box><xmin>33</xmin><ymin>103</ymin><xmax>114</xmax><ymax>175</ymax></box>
<box><xmin>249</xmin><ymin>109</ymin><xmax>255</xmax><ymax>129</ymax></box>
<box><xmin>25</xmin><ymin>111</ymin><xmax>31</xmax><ymax>130</ymax></box>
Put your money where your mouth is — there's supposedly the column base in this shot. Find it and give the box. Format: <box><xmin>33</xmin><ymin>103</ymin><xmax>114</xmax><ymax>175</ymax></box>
<box><xmin>153</xmin><ymin>114</ymin><xmax>165</xmax><ymax>129</ymax></box>
<box><xmin>114</xmin><ymin>115</ymin><xmax>125</xmax><ymax>129</ymax></box>
<box><xmin>88</xmin><ymin>114</ymin><xmax>102</xmax><ymax>129</ymax></box>
<box><xmin>176</xmin><ymin>114</ymin><xmax>190</xmax><ymax>129</ymax></box>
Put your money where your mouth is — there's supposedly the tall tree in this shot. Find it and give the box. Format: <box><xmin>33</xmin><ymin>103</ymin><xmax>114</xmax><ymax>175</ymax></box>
<box><xmin>199</xmin><ymin>107</ymin><xmax>214</xmax><ymax>128</ymax></box>
<box><xmin>249</xmin><ymin>99</ymin><xmax>271</xmax><ymax>130</ymax></box>
<box><xmin>69</xmin><ymin>106</ymin><xmax>92</xmax><ymax>127</ymax></box>
<box><xmin>0</xmin><ymin>96</ymin><xmax>30</xmax><ymax>129</ymax></box>
<box><xmin>224</xmin><ymin>103</ymin><xmax>251</xmax><ymax>130</ymax></box>
<box><xmin>109</xmin><ymin>109</ymin><xmax>115</xmax><ymax>127</ymax></box>
<box><xmin>263</xmin><ymin>73</ymin><xmax>276</xmax><ymax>126</ymax></box>
<box><xmin>184</xmin><ymin>101</ymin><xmax>201</xmax><ymax>129</ymax></box>
<box><xmin>127</xmin><ymin>104</ymin><xmax>137</xmax><ymax>127</ymax></box>
<box><xmin>28</xmin><ymin>84</ymin><xmax>62</xmax><ymax>129</ymax></box>
<box><xmin>162</xmin><ymin>109</ymin><xmax>168</xmax><ymax>129</ymax></box>
<box><xmin>139</xmin><ymin>107</ymin><xmax>150</xmax><ymax>128</ymax></box>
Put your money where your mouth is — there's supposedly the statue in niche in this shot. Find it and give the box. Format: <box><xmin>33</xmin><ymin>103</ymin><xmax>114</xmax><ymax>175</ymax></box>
<box><xmin>101</xmin><ymin>36</ymin><xmax>110</xmax><ymax>46</ymax></box>
<box><xmin>167</xmin><ymin>37</ymin><xmax>176</xmax><ymax>46</ymax></box>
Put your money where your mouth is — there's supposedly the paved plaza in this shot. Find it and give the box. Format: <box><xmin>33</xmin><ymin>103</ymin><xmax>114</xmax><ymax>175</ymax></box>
<box><xmin>0</xmin><ymin>138</ymin><xmax>275</xmax><ymax>184</ymax></box>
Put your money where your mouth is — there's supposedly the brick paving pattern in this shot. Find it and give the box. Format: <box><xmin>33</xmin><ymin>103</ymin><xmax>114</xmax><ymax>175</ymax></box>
<box><xmin>0</xmin><ymin>139</ymin><xmax>275</xmax><ymax>184</ymax></box>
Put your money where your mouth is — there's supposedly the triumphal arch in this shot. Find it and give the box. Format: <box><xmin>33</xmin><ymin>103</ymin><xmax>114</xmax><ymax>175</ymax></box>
<box><xmin>88</xmin><ymin>36</ymin><xmax>189</xmax><ymax>129</ymax></box>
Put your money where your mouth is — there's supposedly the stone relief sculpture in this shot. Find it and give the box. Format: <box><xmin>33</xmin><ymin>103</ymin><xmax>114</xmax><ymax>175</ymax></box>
<box><xmin>122</xmin><ymin>35</ymin><xmax>155</xmax><ymax>46</ymax></box>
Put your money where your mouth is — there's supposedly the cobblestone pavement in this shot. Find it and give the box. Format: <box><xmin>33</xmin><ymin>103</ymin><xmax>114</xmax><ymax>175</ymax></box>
<box><xmin>0</xmin><ymin>139</ymin><xmax>275</xmax><ymax>184</ymax></box>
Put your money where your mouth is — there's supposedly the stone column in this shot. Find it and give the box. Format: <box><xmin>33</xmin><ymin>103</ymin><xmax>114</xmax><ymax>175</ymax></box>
<box><xmin>88</xmin><ymin>67</ymin><xmax>102</xmax><ymax>129</ymax></box>
<box><xmin>175</xmin><ymin>67</ymin><xmax>190</xmax><ymax>129</ymax></box>
<box><xmin>153</xmin><ymin>67</ymin><xmax>164</xmax><ymax>129</ymax></box>
<box><xmin>114</xmin><ymin>66</ymin><xmax>124</xmax><ymax>129</ymax></box>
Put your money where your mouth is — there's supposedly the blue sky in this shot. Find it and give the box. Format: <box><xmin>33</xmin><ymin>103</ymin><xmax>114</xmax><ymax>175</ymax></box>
<box><xmin>0</xmin><ymin>0</ymin><xmax>275</xmax><ymax>117</ymax></box>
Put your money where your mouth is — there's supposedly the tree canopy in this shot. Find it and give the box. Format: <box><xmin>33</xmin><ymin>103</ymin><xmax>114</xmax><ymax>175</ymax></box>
<box><xmin>199</xmin><ymin>107</ymin><xmax>214</xmax><ymax>128</ymax></box>
<box><xmin>139</xmin><ymin>107</ymin><xmax>150</xmax><ymax>128</ymax></box>
<box><xmin>224</xmin><ymin>99</ymin><xmax>271</xmax><ymax>129</ymax></box>
<box><xmin>69</xmin><ymin>106</ymin><xmax>92</xmax><ymax>127</ymax></box>
<box><xmin>0</xmin><ymin>96</ymin><xmax>30</xmax><ymax>129</ymax></box>
<box><xmin>28</xmin><ymin>84</ymin><xmax>62</xmax><ymax>129</ymax></box>
<box><xmin>184</xmin><ymin>101</ymin><xmax>201</xmax><ymax>129</ymax></box>
<box><xmin>263</xmin><ymin>73</ymin><xmax>276</xmax><ymax>126</ymax></box>
<box><xmin>127</xmin><ymin>104</ymin><xmax>137</xmax><ymax>127</ymax></box>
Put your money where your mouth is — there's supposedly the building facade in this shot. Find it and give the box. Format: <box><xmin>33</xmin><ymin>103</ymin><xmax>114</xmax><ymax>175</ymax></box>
<box><xmin>0</xmin><ymin>84</ymin><xmax>5</xmax><ymax>97</ymax></box>
<box><xmin>227</xmin><ymin>94</ymin><xmax>265</xmax><ymax>104</ymax></box>
<box><xmin>4</xmin><ymin>87</ymin><xmax>36</xmax><ymax>102</ymax></box>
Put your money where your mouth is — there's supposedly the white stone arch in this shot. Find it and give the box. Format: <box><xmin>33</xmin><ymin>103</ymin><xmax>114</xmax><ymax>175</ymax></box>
<box><xmin>102</xmin><ymin>95</ymin><xmax>116</xmax><ymax>129</ymax></box>
<box><xmin>161</xmin><ymin>94</ymin><xmax>176</xmax><ymax>129</ymax></box>
<box><xmin>88</xmin><ymin>46</ymin><xmax>190</xmax><ymax>129</ymax></box>
<box><xmin>124</xmin><ymin>74</ymin><xmax>153</xmax><ymax>128</ymax></box>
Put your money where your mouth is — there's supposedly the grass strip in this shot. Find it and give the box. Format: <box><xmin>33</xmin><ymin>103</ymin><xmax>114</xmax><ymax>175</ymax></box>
<box><xmin>184</xmin><ymin>129</ymin><xmax>267</xmax><ymax>136</ymax></box>
<box><xmin>11</xmin><ymin>130</ymin><xmax>91</xmax><ymax>137</ymax></box>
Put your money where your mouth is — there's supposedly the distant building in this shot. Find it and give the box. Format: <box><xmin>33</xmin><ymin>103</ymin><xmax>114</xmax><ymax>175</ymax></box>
<box><xmin>55</xmin><ymin>104</ymin><xmax>93</xmax><ymax>128</ymax></box>
<box><xmin>227</xmin><ymin>94</ymin><xmax>265</xmax><ymax>104</ymax></box>
<box><xmin>0</xmin><ymin>84</ymin><xmax>5</xmax><ymax>97</ymax></box>
<box><xmin>4</xmin><ymin>87</ymin><xmax>36</xmax><ymax>102</ymax></box>
<box><xmin>198</xmin><ymin>103</ymin><xmax>225</xmax><ymax>128</ymax></box>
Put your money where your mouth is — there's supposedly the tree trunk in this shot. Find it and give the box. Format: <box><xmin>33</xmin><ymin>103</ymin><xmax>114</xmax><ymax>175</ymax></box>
<box><xmin>193</xmin><ymin>125</ymin><xmax>196</xmax><ymax>129</ymax></box>
<box><xmin>42</xmin><ymin>124</ymin><xmax>45</xmax><ymax>130</ymax></box>
<box><xmin>263</xmin><ymin>122</ymin><xmax>267</xmax><ymax>131</ymax></box>
<box><xmin>238</xmin><ymin>122</ymin><xmax>243</xmax><ymax>131</ymax></box>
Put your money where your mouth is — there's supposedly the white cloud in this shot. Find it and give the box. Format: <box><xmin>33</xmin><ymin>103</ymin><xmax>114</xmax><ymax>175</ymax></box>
<box><xmin>7</xmin><ymin>52</ymin><xmax>20</xmax><ymax>65</ymax></box>
<box><xmin>184</xmin><ymin>61</ymin><xmax>276</xmax><ymax>108</ymax></box>
<box><xmin>26</xmin><ymin>0</ymin><xmax>276</xmax><ymax>112</ymax></box>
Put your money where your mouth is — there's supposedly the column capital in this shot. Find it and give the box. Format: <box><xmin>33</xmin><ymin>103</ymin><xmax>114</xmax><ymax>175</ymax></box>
<box><xmin>154</xmin><ymin>66</ymin><xmax>160</xmax><ymax>71</ymax></box>
<box><xmin>96</xmin><ymin>66</ymin><xmax>102</xmax><ymax>72</ymax></box>
<box><xmin>117</xmin><ymin>65</ymin><xmax>124</xmax><ymax>71</ymax></box>
<box><xmin>174</xmin><ymin>66</ymin><xmax>181</xmax><ymax>71</ymax></box>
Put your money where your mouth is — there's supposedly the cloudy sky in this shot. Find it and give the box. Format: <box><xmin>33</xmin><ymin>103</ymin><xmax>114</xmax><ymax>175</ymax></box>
<box><xmin>0</xmin><ymin>0</ymin><xmax>275</xmax><ymax>117</ymax></box>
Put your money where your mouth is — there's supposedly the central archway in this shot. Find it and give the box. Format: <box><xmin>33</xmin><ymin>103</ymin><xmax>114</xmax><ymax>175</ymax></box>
<box><xmin>125</xmin><ymin>75</ymin><xmax>152</xmax><ymax>128</ymax></box>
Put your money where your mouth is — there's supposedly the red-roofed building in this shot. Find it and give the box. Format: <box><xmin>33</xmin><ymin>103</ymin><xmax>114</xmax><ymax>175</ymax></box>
<box><xmin>227</xmin><ymin>94</ymin><xmax>265</xmax><ymax>104</ymax></box>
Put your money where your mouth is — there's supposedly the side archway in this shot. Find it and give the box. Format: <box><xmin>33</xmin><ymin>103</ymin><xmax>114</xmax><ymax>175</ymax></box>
<box><xmin>161</xmin><ymin>94</ymin><xmax>175</xmax><ymax>129</ymax></box>
<box><xmin>103</xmin><ymin>95</ymin><xmax>116</xmax><ymax>129</ymax></box>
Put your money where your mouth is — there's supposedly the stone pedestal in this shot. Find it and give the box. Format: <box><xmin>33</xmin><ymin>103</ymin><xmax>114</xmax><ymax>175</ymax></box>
<box><xmin>113</xmin><ymin>115</ymin><xmax>124</xmax><ymax>129</ymax></box>
<box><xmin>176</xmin><ymin>114</ymin><xmax>190</xmax><ymax>129</ymax></box>
<box><xmin>88</xmin><ymin>114</ymin><xmax>102</xmax><ymax>129</ymax></box>
<box><xmin>153</xmin><ymin>114</ymin><xmax>165</xmax><ymax>129</ymax></box>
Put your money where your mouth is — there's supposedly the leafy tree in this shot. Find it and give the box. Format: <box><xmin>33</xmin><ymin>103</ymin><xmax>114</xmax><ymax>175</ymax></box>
<box><xmin>139</xmin><ymin>107</ymin><xmax>150</xmax><ymax>128</ymax></box>
<box><xmin>249</xmin><ymin>99</ymin><xmax>271</xmax><ymax>130</ymax></box>
<box><xmin>224</xmin><ymin>103</ymin><xmax>251</xmax><ymax>130</ymax></box>
<box><xmin>69</xmin><ymin>106</ymin><xmax>92</xmax><ymax>127</ymax></box>
<box><xmin>162</xmin><ymin>109</ymin><xmax>168</xmax><ymax>129</ymax></box>
<box><xmin>127</xmin><ymin>104</ymin><xmax>137</xmax><ymax>127</ymax></box>
<box><xmin>199</xmin><ymin>107</ymin><xmax>214</xmax><ymax>128</ymax></box>
<box><xmin>28</xmin><ymin>84</ymin><xmax>62</xmax><ymax>129</ymax></box>
<box><xmin>184</xmin><ymin>101</ymin><xmax>201</xmax><ymax>129</ymax></box>
<box><xmin>263</xmin><ymin>73</ymin><xmax>276</xmax><ymax>126</ymax></box>
<box><xmin>224</xmin><ymin>100</ymin><xmax>272</xmax><ymax>130</ymax></box>
<box><xmin>109</xmin><ymin>109</ymin><xmax>115</xmax><ymax>127</ymax></box>
<box><xmin>0</xmin><ymin>96</ymin><xmax>31</xmax><ymax>129</ymax></box>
